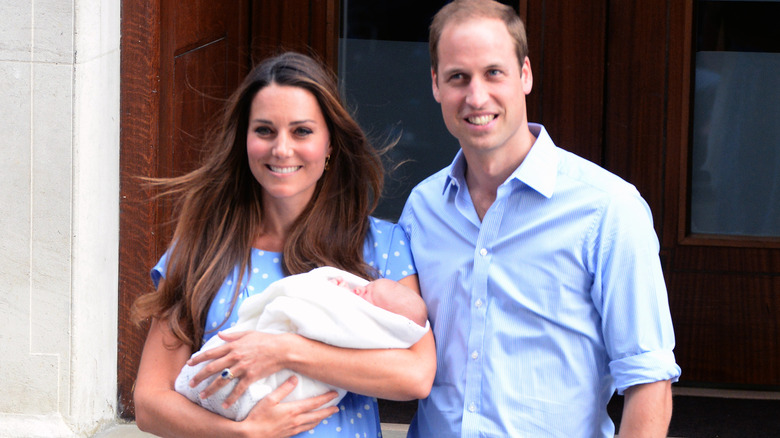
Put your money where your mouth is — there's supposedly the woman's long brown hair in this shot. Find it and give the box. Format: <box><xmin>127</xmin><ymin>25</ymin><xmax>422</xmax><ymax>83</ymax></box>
<box><xmin>132</xmin><ymin>52</ymin><xmax>385</xmax><ymax>351</ymax></box>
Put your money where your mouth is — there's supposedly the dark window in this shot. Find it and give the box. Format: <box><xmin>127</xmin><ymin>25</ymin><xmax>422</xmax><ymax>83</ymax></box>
<box><xmin>690</xmin><ymin>1</ymin><xmax>780</xmax><ymax>237</ymax></box>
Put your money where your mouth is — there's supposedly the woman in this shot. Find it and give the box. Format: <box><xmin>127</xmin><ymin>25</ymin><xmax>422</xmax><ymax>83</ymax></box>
<box><xmin>132</xmin><ymin>52</ymin><xmax>435</xmax><ymax>437</ymax></box>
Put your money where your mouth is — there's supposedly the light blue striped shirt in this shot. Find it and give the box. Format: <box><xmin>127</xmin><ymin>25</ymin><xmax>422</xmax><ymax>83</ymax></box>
<box><xmin>400</xmin><ymin>124</ymin><xmax>680</xmax><ymax>438</ymax></box>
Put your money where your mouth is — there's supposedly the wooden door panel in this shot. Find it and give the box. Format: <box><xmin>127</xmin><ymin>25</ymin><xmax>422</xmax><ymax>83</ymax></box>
<box><xmin>118</xmin><ymin>0</ymin><xmax>164</xmax><ymax>418</ymax></box>
<box><xmin>662</xmin><ymin>0</ymin><xmax>780</xmax><ymax>387</ymax></box>
<box><xmin>160</xmin><ymin>0</ymin><xmax>249</xmax><ymax>208</ymax></box>
<box><xmin>172</xmin><ymin>40</ymin><xmax>233</xmax><ymax>175</ymax></box>
<box><xmin>251</xmin><ymin>0</ymin><xmax>339</xmax><ymax>69</ymax></box>
<box><xmin>672</xmin><ymin>246</ymin><xmax>780</xmax><ymax>273</ymax></box>
<box><xmin>525</xmin><ymin>1</ymin><xmax>607</xmax><ymax>166</ymax></box>
<box><xmin>169</xmin><ymin>2</ymin><xmax>234</xmax><ymax>51</ymax></box>
<box><xmin>669</xmin><ymin>272</ymin><xmax>779</xmax><ymax>385</ymax></box>
<box><xmin>603</xmin><ymin>0</ymin><xmax>668</xmax><ymax>227</ymax></box>
<box><xmin>118</xmin><ymin>0</ymin><xmax>249</xmax><ymax>419</ymax></box>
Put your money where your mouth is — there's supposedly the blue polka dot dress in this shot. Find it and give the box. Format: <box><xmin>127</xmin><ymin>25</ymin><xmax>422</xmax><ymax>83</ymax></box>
<box><xmin>152</xmin><ymin>217</ymin><xmax>417</xmax><ymax>437</ymax></box>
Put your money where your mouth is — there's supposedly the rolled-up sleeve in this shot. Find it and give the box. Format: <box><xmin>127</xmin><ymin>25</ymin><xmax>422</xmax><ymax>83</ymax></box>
<box><xmin>591</xmin><ymin>192</ymin><xmax>681</xmax><ymax>394</ymax></box>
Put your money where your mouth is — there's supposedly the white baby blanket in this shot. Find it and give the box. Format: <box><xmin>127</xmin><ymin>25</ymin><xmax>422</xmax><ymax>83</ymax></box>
<box><xmin>175</xmin><ymin>266</ymin><xmax>429</xmax><ymax>421</ymax></box>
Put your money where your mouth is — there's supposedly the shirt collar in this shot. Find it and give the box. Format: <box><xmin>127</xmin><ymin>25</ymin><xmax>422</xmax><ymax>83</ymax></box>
<box><xmin>443</xmin><ymin>123</ymin><xmax>559</xmax><ymax>198</ymax></box>
<box><xmin>513</xmin><ymin>123</ymin><xmax>558</xmax><ymax>198</ymax></box>
<box><xmin>443</xmin><ymin>150</ymin><xmax>467</xmax><ymax>195</ymax></box>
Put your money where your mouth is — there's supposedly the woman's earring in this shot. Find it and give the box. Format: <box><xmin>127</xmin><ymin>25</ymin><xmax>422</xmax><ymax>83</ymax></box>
<box><xmin>324</xmin><ymin>154</ymin><xmax>331</xmax><ymax>171</ymax></box>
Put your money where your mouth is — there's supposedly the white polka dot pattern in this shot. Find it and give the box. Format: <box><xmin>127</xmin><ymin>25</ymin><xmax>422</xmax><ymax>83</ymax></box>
<box><xmin>150</xmin><ymin>217</ymin><xmax>416</xmax><ymax>437</ymax></box>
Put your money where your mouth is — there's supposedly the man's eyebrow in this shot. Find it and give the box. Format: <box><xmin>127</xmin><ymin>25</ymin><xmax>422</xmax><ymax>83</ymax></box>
<box><xmin>440</xmin><ymin>67</ymin><xmax>467</xmax><ymax>80</ymax></box>
<box><xmin>441</xmin><ymin>63</ymin><xmax>504</xmax><ymax>78</ymax></box>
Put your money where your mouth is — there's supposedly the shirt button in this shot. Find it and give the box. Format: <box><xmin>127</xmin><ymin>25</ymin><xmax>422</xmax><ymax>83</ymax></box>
<box><xmin>479</xmin><ymin>248</ymin><xmax>488</xmax><ymax>256</ymax></box>
<box><xmin>468</xmin><ymin>403</ymin><xmax>477</xmax><ymax>413</ymax></box>
<box><xmin>471</xmin><ymin>351</ymin><xmax>479</xmax><ymax>360</ymax></box>
<box><xmin>475</xmin><ymin>299</ymin><xmax>483</xmax><ymax>308</ymax></box>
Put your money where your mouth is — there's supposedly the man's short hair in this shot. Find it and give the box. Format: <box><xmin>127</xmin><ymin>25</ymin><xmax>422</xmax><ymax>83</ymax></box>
<box><xmin>429</xmin><ymin>0</ymin><xmax>529</xmax><ymax>74</ymax></box>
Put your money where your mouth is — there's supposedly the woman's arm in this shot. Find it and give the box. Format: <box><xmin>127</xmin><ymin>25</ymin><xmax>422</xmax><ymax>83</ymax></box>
<box><xmin>134</xmin><ymin>318</ymin><xmax>339</xmax><ymax>438</ymax></box>
<box><xmin>192</xmin><ymin>274</ymin><xmax>436</xmax><ymax>408</ymax></box>
<box><xmin>285</xmin><ymin>320</ymin><xmax>436</xmax><ymax>399</ymax></box>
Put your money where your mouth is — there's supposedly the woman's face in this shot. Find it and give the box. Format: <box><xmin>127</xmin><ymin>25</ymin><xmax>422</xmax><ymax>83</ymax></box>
<box><xmin>246</xmin><ymin>83</ymin><xmax>331</xmax><ymax>210</ymax></box>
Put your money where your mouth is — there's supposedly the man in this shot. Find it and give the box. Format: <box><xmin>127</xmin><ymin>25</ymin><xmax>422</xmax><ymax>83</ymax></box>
<box><xmin>399</xmin><ymin>1</ymin><xmax>681</xmax><ymax>436</ymax></box>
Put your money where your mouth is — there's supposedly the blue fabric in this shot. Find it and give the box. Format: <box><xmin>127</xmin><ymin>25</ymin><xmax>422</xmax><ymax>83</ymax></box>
<box><xmin>152</xmin><ymin>217</ymin><xmax>417</xmax><ymax>436</ymax></box>
<box><xmin>399</xmin><ymin>124</ymin><xmax>681</xmax><ymax>438</ymax></box>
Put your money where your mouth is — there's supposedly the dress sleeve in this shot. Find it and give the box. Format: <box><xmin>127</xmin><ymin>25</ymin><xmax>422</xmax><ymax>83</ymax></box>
<box><xmin>150</xmin><ymin>250</ymin><xmax>170</xmax><ymax>289</ymax></box>
<box><xmin>364</xmin><ymin>217</ymin><xmax>417</xmax><ymax>281</ymax></box>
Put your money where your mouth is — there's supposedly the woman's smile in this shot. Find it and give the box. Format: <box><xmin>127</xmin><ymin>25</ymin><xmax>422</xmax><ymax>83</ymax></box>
<box><xmin>267</xmin><ymin>164</ymin><xmax>303</xmax><ymax>174</ymax></box>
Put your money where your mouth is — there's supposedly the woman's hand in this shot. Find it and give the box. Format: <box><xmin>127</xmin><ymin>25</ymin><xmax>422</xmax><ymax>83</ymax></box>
<box><xmin>135</xmin><ymin>318</ymin><xmax>336</xmax><ymax>437</ymax></box>
<box><xmin>239</xmin><ymin>375</ymin><xmax>340</xmax><ymax>438</ymax></box>
<box><xmin>187</xmin><ymin>330</ymin><xmax>292</xmax><ymax>406</ymax></box>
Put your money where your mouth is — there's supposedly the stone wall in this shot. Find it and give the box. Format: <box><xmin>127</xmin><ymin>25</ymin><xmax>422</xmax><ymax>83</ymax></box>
<box><xmin>0</xmin><ymin>1</ymin><xmax>120</xmax><ymax>436</ymax></box>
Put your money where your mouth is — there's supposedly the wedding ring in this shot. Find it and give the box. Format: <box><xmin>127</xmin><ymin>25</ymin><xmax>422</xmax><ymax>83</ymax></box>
<box><xmin>220</xmin><ymin>367</ymin><xmax>234</xmax><ymax>381</ymax></box>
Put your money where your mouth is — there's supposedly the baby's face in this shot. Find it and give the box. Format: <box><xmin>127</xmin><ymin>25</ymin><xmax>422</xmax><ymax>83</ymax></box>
<box><xmin>352</xmin><ymin>278</ymin><xmax>398</xmax><ymax>308</ymax></box>
<box><xmin>329</xmin><ymin>276</ymin><xmax>383</xmax><ymax>305</ymax></box>
<box><xmin>351</xmin><ymin>283</ymin><xmax>374</xmax><ymax>304</ymax></box>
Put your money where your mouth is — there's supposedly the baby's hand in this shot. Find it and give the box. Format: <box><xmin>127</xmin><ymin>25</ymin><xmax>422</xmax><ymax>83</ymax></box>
<box><xmin>329</xmin><ymin>276</ymin><xmax>348</xmax><ymax>288</ymax></box>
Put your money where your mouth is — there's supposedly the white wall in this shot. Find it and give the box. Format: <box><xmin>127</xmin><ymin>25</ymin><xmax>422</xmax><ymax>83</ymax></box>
<box><xmin>0</xmin><ymin>0</ymin><xmax>120</xmax><ymax>436</ymax></box>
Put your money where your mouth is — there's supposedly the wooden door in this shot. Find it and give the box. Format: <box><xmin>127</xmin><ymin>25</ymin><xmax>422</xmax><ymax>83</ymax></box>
<box><xmin>661</xmin><ymin>1</ymin><xmax>780</xmax><ymax>387</ymax></box>
<box><xmin>118</xmin><ymin>0</ymin><xmax>250</xmax><ymax>418</ymax></box>
<box><xmin>597</xmin><ymin>0</ymin><xmax>779</xmax><ymax>387</ymax></box>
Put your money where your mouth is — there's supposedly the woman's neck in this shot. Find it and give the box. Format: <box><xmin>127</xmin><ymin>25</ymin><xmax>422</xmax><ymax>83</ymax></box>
<box><xmin>253</xmin><ymin>199</ymin><xmax>304</xmax><ymax>252</ymax></box>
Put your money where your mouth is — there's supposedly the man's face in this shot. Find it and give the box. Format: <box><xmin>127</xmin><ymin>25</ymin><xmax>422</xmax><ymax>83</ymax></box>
<box><xmin>432</xmin><ymin>17</ymin><xmax>533</xmax><ymax>157</ymax></box>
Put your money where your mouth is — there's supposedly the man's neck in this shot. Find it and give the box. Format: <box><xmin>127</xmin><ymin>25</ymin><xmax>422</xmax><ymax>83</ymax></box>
<box><xmin>462</xmin><ymin>130</ymin><xmax>536</xmax><ymax>221</ymax></box>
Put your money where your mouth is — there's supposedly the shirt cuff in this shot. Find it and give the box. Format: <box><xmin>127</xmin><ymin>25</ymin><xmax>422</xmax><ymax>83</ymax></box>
<box><xmin>609</xmin><ymin>350</ymin><xmax>681</xmax><ymax>394</ymax></box>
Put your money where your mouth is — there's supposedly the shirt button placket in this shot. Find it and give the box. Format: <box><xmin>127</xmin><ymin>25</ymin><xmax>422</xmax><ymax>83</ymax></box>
<box><xmin>463</xmin><ymin>237</ymin><xmax>495</xmax><ymax>435</ymax></box>
<box><xmin>463</xmin><ymin>199</ymin><xmax>504</xmax><ymax>437</ymax></box>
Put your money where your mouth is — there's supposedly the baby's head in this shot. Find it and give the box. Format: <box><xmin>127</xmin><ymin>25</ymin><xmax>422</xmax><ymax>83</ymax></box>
<box><xmin>328</xmin><ymin>276</ymin><xmax>427</xmax><ymax>327</ymax></box>
<box><xmin>354</xmin><ymin>279</ymin><xmax>427</xmax><ymax>327</ymax></box>
<box><xmin>328</xmin><ymin>276</ymin><xmax>391</xmax><ymax>305</ymax></box>
<box><xmin>351</xmin><ymin>278</ymin><xmax>401</xmax><ymax>306</ymax></box>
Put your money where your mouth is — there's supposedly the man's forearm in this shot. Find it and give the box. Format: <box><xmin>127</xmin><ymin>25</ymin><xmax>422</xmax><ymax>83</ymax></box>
<box><xmin>618</xmin><ymin>380</ymin><xmax>673</xmax><ymax>438</ymax></box>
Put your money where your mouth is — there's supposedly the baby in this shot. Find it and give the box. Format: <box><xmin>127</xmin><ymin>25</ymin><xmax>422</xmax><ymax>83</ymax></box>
<box><xmin>175</xmin><ymin>266</ymin><xmax>429</xmax><ymax>421</ymax></box>
<box><xmin>329</xmin><ymin>276</ymin><xmax>427</xmax><ymax>327</ymax></box>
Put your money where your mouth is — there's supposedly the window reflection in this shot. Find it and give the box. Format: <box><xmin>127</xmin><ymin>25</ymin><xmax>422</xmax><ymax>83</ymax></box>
<box><xmin>690</xmin><ymin>0</ymin><xmax>780</xmax><ymax>237</ymax></box>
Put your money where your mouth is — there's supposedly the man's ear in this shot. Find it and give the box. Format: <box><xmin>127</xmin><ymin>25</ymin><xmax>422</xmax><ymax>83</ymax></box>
<box><xmin>431</xmin><ymin>68</ymin><xmax>441</xmax><ymax>103</ymax></box>
<box><xmin>521</xmin><ymin>56</ymin><xmax>533</xmax><ymax>96</ymax></box>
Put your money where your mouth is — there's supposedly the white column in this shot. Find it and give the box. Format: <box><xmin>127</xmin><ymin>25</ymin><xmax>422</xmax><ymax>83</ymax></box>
<box><xmin>0</xmin><ymin>0</ymin><xmax>120</xmax><ymax>436</ymax></box>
